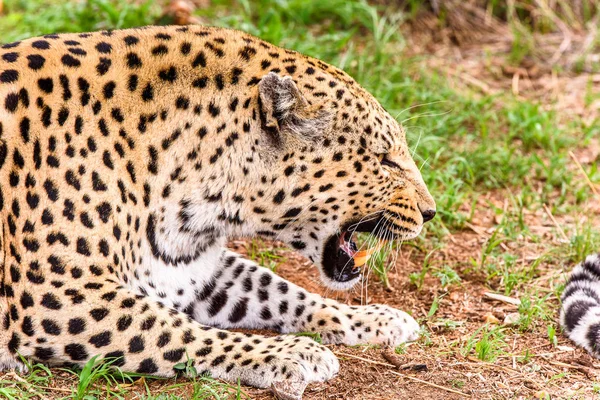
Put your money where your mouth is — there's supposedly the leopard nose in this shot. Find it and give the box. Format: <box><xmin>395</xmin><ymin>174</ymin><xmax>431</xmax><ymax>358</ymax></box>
<box><xmin>421</xmin><ymin>209</ymin><xmax>436</xmax><ymax>223</ymax></box>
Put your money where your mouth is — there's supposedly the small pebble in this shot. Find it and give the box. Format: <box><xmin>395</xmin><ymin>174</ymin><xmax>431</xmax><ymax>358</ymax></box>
<box><xmin>503</xmin><ymin>312</ymin><xmax>520</xmax><ymax>325</ymax></box>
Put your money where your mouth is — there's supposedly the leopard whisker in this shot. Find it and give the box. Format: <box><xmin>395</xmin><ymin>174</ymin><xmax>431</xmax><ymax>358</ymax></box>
<box><xmin>410</xmin><ymin>129</ymin><xmax>423</xmax><ymax>159</ymax></box>
<box><xmin>392</xmin><ymin>100</ymin><xmax>448</xmax><ymax>120</ymax></box>
<box><xmin>400</xmin><ymin>109</ymin><xmax>452</xmax><ymax>124</ymax></box>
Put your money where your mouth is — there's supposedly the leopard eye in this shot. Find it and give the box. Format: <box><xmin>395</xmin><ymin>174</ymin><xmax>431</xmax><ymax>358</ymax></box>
<box><xmin>379</xmin><ymin>155</ymin><xmax>403</xmax><ymax>170</ymax></box>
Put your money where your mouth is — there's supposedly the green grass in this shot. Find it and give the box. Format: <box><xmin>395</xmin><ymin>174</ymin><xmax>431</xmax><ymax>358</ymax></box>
<box><xmin>461</xmin><ymin>325</ymin><xmax>508</xmax><ymax>363</ymax></box>
<box><xmin>1</xmin><ymin>0</ymin><xmax>599</xmax><ymax>397</ymax></box>
<box><xmin>67</xmin><ymin>355</ymin><xmax>135</xmax><ymax>400</ymax></box>
<box><xmin>247</xmin><ymin>239</ymin><xmax>286</xmax><ymax>272</ymax></box>
<box><xmin>0</xmin><ymin>358</ymin><xmax>54</xmax><ymax>399</ymax></box>
<box><xmin>0</xmin><ymin>0</ymin><xmax>162</xmax><ymax>42</ymax></box>
<box><xmin>0</xmin><ymin>356</ymin><xmax>245</xmax><ymax>399</ymax></box>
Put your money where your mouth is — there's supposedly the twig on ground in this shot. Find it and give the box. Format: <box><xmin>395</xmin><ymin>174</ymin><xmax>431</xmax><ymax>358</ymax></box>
<box><xmin>463</xmin><ymin>357</ymin><xmax>518</xmax><ymax>374</ymax></box>
<box><xmin>381</xmin><ymin>349</ymin><xmax>428</xmax><ymax>372</ymax></box>
<box><xmin>37</xmin><ymin>386</ymin><xmax>72</xmax><ymax>394</ymax></box>
<box><xmin>458</xmin><ymin>72</ymin><xmax>495</xmax><ymax>95</ymax></box>
<box><xmin>5</xmin><ymin>371</ymin><xmax>27</xmax><ymax>383</ymax></box>
<box><xmin>512</xmin><ymin>72</ymin><xmax>520</xmax><ymax>96</ymax></box>
<box><xmin>483</xmin><ymin>292</ymin><xmax>521</xmax><ymax>306</ymax></box>
<box><xmin>548</xmin><ymin>360</ymin><xmax>597</xmax><ymax>379</ymax></box>
<box><xmin>465</xmin><ymin>222</ymin><xmax>488</xmax><ymax>238</ymax></box>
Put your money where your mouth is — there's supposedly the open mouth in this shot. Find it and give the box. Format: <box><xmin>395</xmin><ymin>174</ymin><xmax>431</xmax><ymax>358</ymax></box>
<box><xmin>322</xmin><ymin>218</ymin><xmax>386</xmax><ymax>284</ymax></box>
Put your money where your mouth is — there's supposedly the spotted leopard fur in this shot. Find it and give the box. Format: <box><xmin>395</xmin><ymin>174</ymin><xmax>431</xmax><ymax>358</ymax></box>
<box><xmin>0</xmin><ymin>25</ymin><xmax>436</xmax><ymax>394</ymax></box>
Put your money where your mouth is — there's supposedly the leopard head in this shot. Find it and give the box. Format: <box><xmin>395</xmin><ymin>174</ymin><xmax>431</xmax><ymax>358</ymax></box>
<box><xmin>245</xmin><ymin>72</ymin><xmax>435</xmax><ymax>289</ymax></box>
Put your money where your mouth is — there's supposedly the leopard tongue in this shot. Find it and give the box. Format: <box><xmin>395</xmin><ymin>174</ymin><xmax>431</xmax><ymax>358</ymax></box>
<box><xmin>352</xmin><ymin>241</ymin><xmax>386</xmax><ymax>267</ymax></box>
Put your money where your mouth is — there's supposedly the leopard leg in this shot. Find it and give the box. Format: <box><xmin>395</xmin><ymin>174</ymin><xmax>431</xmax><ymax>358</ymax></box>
<box><xmin>5</xmin><ymin>277</ymin><xmax>338</xmax><ymax>389</ymax></box>
<box><xmin>0</xmin><ymin>220</ymin><xmax>28</xmax><ymax>373</ymax></box>
<box><xmin>182</xmin><ymin>250</ymin><xmax>421</xmax><ymax>346</ymax></box>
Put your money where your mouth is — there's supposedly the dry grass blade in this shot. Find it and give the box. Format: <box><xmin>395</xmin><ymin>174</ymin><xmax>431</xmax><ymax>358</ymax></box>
<box><xmin>334</xmin><ymin>351</ymin><xmax>395</xmax><ymax>368</ymax></box>
<box><xmin>542</xmin><ymin>204</ymin><xmax>570</xmax><ymax>242</ymax></box>
<box><xmin>388</xmin><ymin>371</ymin><xmax>471</xmax><ymax>398</ymax></box>
<box><xmin>569</xmin><ymin>150</ymin><xmax>599</xmax><ymax>197</ymax></box>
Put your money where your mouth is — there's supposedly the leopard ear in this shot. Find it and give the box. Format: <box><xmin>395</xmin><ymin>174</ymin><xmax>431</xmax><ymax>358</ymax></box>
<box><xmin>258</xmin><ymin>72</ymin><xmax>331</xmax><ymax>141</ymax></box>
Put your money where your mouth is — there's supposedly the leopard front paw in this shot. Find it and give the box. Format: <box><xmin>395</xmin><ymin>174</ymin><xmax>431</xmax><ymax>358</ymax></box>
<box><xmin>0</xmin><ymin>354</ymin><xmax>28</xmax><ymax>374</ymax></box>
<box><xmin>314</xmin><ymin>304</ymin><xmax>420</xmax><ymax>346</ymax></box>
<box><xmin>213</xmin><ymin>335</ymin><xmax>338</xmax><ymax>399</ymax></box>
<box><xmin>268</xmin><ymin>336</ymin><xmax>339</xmax><ymax>394</ymax></box>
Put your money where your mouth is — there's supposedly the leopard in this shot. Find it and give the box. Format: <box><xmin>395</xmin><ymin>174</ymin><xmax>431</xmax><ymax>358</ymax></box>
<box><xmin>0</xmin><ymin>25</ymin><xmax>437</xmax><ymax>398</ymax></box>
